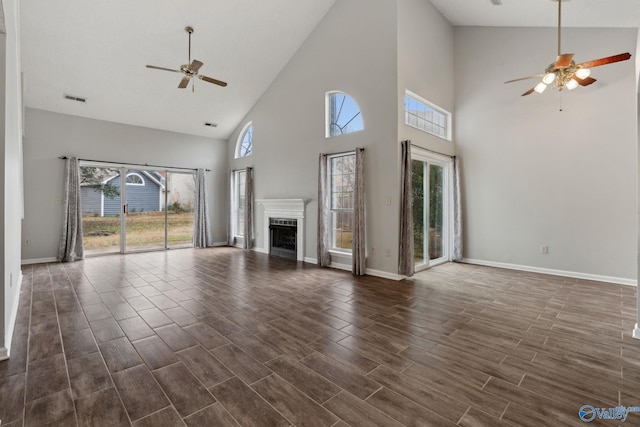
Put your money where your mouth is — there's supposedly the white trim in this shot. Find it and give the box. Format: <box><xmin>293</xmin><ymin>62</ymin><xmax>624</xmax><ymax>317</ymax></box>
<box><xmin>253</xmin><ymin>247</ymin><xmax>268</xmax><ymax>254</ymax></box>
<box><xmin>304</xmin><ymin>256</ymin><xmax>318</xmax><ymax>264</ymax></box>
<box><xmin>125</xmin><ymin>172</ymin><xmax>145</xmax><ymax>186</ymax></box>
<box><xmin>211</xmin><ymin>241</ymin><xmax>228</xmax><ymax>247</ymax></box>
<box><xmin>21</xmin><ymin>257</ymin><xmax>57</xmax><ymax>265</ymax></box>
<box><xmin>462</xmin><ymin>258</ymin><xmax>637</xmax><ymax>286</ymax></box>
<box><xmin>256</xmin><ymin>199</ymin><xmax>306</xmax><ymax>262</ymax></box>
<box><xmin>235</xmin><ymin>121</ymin><xmax>253</xmax><ymax>158</ymax></box>
<box><xmin>366</xmin><ymin>268</ymin><xmax>404</xmax><ymax>281</ymax></box>
<box><xmin>3</xmin><ymin>271</ymin><xmax>23</xmax><ymax>359</ymax></box>
<box><xmin>633</xmin><ymin>324</ymin><xmax>640</xmax><ymax>340</ymax></box>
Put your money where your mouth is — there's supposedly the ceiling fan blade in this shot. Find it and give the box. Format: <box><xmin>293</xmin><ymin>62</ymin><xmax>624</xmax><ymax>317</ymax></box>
<box><xmin>505</xmin><ymin>74</ymin><xmax>543</xmax><ymax>84</ymax></box>
<box><xmin>178</xmin><ymin>77</ymin><xmax>190</xmax><ymax>89</ymax></box>
<box><xmin>576</xmin><ymin>76</ymin><xmax>597</xmax><ymax>86</ymax></box>
<box><xmin>521</xmin><ymin>87</ymin><xmax>536</xmax><ymax>96</ymax></box>
<box><xmin>554</xmin><ymin>53</ymin><xmax>574</xmax><ymax>68</ymax></box>
<box><xmin>576</xmin><ymin>52</ymin><xmax>631</xmax><ymax>69</ymax></box>
<box><xmin>190</xmin><ymin>60</ymin><xmax>204</xmax><ymax>73</ymax></box>
<box><xmin>146</xmin><ymin>65</ymin><xmax>182</xmax><ymax>73</ymax></box>
<box><xmin>198</xmin><ymin>75</ymin><xmax>228</xmax><ymax>87</ymax></box>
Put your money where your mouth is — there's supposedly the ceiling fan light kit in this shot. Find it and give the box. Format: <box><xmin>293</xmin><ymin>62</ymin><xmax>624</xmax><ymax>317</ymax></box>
<box><xmin>505</xmin><ymin>0</ymin><xmax>631</xmax><ymax>97</ymax></box>
<box><xmin>146</xmin><ymin>26</ymin><xmax>228</xmax><ymax>92</ymax></box>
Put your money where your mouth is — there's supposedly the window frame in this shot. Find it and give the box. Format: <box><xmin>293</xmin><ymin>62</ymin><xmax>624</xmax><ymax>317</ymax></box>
<box><xmin>235</xmin><ymin>121</ymin><xmax>253</xmax><ymax>159</ymax></box>
<box><xmin>125</xmin><ymin>172</ymin><xmax>145</xmax><ymax>186</ymax></box>
<box><xmin>404</xmin><ymin>90</ymin><xmax>452</xmax><ymax>141</ymax></box>
<box><xmin>325</xmin><ymin>91</ymin><xmax>364</xmax><ymax>138</ymax></box>
<box><xmin>231</xmin><ymin>169</ymin><xmax>247</xmax><ymax>244</ymax></box>
<box><xmin>328</xmin><ymin>152</ymin><xmax>356</xmax><ymax>254</ymax></box>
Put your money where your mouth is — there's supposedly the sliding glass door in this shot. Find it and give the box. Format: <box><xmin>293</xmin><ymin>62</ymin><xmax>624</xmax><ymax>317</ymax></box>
<box><xmin>412</xmin><ymin>153</ymin><xmax>452</xmax><ymax>270</ymax></box>
<box><xmin>80</xmin><ymin>162</ymin><xmax>195</xmax><ymax>255</ymax></box>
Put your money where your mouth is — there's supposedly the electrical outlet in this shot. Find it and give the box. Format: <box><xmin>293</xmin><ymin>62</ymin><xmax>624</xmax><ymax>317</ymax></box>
<box><xmin>371</xmin><ymin>247</ymin><xmax>376</xmax><ymax>255</ymax></box>
<box><xmin>386</xmin><ymin>249</ymin><xmax>391</xmax><ymax>257</ymax></box>
<box><xmin>385</xmin><ymin>197</ymin><xmax>391</xmax><ymax>206</ymax></box>
<box><xmin>540</xmin><ymin>245</ymin><xmax>549</xmax><ymax>254</ymax></box>
<box><xmin>24</xmin><ymin>239</ymin><xmax>30</xmax><ymax>246</ymax></box>
<box><xmin>55</xmin><ymin>198</ymin><xmax>63</xmax><ymax>205</ymax></box>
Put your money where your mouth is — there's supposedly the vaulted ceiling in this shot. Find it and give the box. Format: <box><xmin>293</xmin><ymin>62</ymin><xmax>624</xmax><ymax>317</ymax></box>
<box><xmin>20</xmin><ymin>0</ymin><xmax>639</xmax><ymax>140</ymax></box>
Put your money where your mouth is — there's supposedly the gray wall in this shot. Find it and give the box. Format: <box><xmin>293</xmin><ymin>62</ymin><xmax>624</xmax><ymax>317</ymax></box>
<box><xmin>227</xmin><ymin>0</ymin><xmax>455</xmax><ymax>276</ymax></box>
<box><xmin>454</xmin><ymin>26</ymin><xmax>638</xmax><ymax>281</ymax></box>
<box><xmin>22</xmin><ymin>108</ymin><xmax>228</xmax><ymax>261</ymax></box>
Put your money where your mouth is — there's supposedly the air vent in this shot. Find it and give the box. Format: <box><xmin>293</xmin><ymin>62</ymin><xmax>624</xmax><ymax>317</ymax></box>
<box><xmin>204</xmin><ymin>122</ymin><xmax>218</xmax><ymax>127</ymax></box>
<box><xmin>490</xmin><ymin>0</ymin><xmax>502</xmax><ymax>4</ymax></box>
<box><xmin>63</xmin><ymin>94</ymin><xmax>86</xmax><ymax>103</ymax></box>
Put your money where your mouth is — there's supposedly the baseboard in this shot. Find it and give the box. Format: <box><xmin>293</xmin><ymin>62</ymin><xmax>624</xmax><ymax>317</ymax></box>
<box><xmin>253</xmin><ymin>247</ymin><xmax>268</xmax><ymax>254</ymax></box>
<box><xmin>3</xmin><ymin>270</ymin><xmax>23</xmax><ymax>359</ymax></box>
<box><xmin>304</xmin><ymin>257</ymin><xmax>317</xmax><ymax>264</ymax></box>
<box><xmin>366</xmin><ymin>268</ymin><xmax>404</xmax><ymax>281</ymax></box>
<box><xmin>21</xmin><ymin>257</ymin><xmax>57</xmax><ymax>265</ymax></box>
<box><xmin>210</xmin><ymin>241</ymin><xmax>228</xmax><ymax>247</ymax></box>
<box><xmin>462</xmin><ymin>258</ymin><xmax>637</xmax><ymax>287</ymax></box>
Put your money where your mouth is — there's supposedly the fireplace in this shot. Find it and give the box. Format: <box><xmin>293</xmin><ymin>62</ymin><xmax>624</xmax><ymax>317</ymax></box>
<box><xmin>256</xmin><ymin>199</ymin><xmax>306</xmax><ymax>262</ymax></box>
<box><xmin>269</xmin><ymin>218</ymin><xmax>297</xmax><ymax>259</ymax></box>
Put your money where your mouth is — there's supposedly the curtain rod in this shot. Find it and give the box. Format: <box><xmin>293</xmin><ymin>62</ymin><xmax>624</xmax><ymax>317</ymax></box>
<box><xmin>322</xmin><ymin>147</ymin><xmax>365</xmax><ymax>157</ymax></box>
<box><xmin>404</xmin><ymin>141</ymin><xmax>456</xmax><ymax>159</ymax></box>
<box><xmin>59</xmin><ymin>156</ymin><xmax>210</xmax><ymax>172</ymax></box>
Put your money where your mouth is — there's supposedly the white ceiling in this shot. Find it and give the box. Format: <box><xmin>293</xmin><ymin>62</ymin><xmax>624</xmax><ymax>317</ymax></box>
<box><xmin>21</xmin><ymin>1</ymin><xmax>640</xmax><ymax>141</ymax></box>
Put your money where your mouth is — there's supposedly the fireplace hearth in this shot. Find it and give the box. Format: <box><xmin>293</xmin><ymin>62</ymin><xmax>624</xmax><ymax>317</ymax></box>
<box><xmin>269</xmin><ymin>218</ymin><xmax>297</xmax><ymax>259</ymax></box>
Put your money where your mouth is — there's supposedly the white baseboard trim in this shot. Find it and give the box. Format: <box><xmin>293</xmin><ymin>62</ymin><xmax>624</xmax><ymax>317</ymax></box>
<box><xmin>21</xmin><ymin>257</ymin><xmax>57</xmax><ymax>265</ymax></box>
<box><xmin>253</xmin><ymin>247</ymin><xmax>268</xmax><ymax>254</ymax></box>
<box><xmin>366</xmin><ymin>268</ymin><xmax>404</xmax><ymax>281</ymax></box>
<box><xmin>304</xmin><ymin>257</ymin><xmax>317</xmax><ymax>264</ymax></box>
<box><xmin>329</xmin><ymin>261</ymin><xmax>351</xmax><ymax>272</ymax></box>
<box><xmin>3</xmin><ymin>270</ymin><xmax>23</xmax><ymax>359</ymax></box>
<box><xmin>210</xmin><ymin>241</ymin><xmax>228</xmax><ymax>247</ymax></box>
<box><xmin>462</xmin><ymin>258</ymin><xmax>637</xmax><ymax>287</ymax></box>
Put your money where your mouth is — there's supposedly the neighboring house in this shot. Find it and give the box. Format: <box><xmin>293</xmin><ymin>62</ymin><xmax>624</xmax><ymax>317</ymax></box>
<box><xmin>81</xmin><ymin>170</ymin><xmax>165</xmax><ymax>216</ymax></box>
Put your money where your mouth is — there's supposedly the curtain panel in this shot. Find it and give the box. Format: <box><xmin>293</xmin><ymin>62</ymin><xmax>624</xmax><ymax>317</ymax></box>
<box><xmin>452</xmin><ymin>156</ymin><xmax>463</xmax><ymax>261</ymax></box>
<box><xmin>58</xmin><ymin>156</ymin><xmax>84</xmax><ymax>262</ymax></box>
<box><xmin>352</xmin><ymin>148</ymin><xmax>366</xmax><ymax>275</ymax></box>
<box><xmin>398</xmin><ymin>140</ymin><xmax>414</xmax><ymax>277</ymax></box>
<box><xmin>193</xmin><ymin>168</ymin><xmax>212</xmax><ymax>248</ymax></box>
<box><xmin>317</xmin><ymin>153</ymin><xmax>331</xmax><ymax>267</ymax></box>
<box><xmin>228</xmin><ymin>171</ymin><xmax>235</xmax><ymax>246</ymax></box>
<box><xmin>243</xmin><ymin>167</ymin><xmax>254</xmax><ymax>250</ymax></box>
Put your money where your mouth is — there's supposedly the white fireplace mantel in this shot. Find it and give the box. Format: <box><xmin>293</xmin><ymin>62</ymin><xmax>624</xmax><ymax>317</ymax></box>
<box><xmin>256</xmin><ymin>199</ymin><xmax>307</xmax><ymax>261</ymax></box>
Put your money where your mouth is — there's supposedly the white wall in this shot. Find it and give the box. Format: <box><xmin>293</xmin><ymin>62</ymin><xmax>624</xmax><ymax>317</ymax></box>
<box><xmin>227</xmin><ymin>0</ymin><xmax>401</xmax><ymax>275</ymax></box>
<box><xmin>2</xmin><ymin>0</ymin><xmax>24</xmax><ymax>359</ymax></box>
<box><xmin>455</xmin><ymin>26</ymin><xmax>638</xmax><ymax>282</ymax></box>
<box><xmin>22</xmin><ymin>108</ymin><xmax>228</xmax><ymax>262</ymax></box>
<box><xmin>397</xmin><ymin>0</ymin><xmax>455</xmax><ymax>156</ymax></box>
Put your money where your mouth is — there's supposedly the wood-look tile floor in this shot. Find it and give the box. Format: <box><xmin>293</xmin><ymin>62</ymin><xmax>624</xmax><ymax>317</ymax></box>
<box><xmin>1</xmin><ymin>247</ymin><xmax>639</xmax><ymax>426</ymax></box>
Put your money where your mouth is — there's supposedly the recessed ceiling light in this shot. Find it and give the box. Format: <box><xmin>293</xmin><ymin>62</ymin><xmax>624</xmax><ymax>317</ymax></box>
<box><xmin>204</xmin><ymin>122</ymin><xmax>217</xmax><ymax>127</ymax></box>
<box><xmin>63</xmin><ymin>94</ymin><xmax>86</xmax><ymax>103</ymax></box>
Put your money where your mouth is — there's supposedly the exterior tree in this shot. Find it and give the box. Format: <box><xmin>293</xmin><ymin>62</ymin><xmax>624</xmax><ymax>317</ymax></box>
<box><xmin>80</xmin><ymin>167</ymin><xmax>120</xmax><ymax>199</ymax></box>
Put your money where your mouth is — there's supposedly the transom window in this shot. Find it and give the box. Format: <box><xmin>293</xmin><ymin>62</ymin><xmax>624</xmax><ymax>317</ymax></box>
<box><xmin>329</xmin><ymin>153</ymin><xmax>355</xmax><ymax>251</ymax></box>
<box><xmin>404</xmin><ymin>90</ymin><xmax>451</xmax><ymax>141</ymax></box>
<box><xmin>326</xmin><ymin>92</ymin><xmax>364</xmax><ymax>137</ymax></box>
<box><xmin>235</xmin><ymin>122</ymin><xmax>253</xmax><ymax>158</ymax></box>
<box><xmin>125</xmin><ymin>172</ymin><xmax>145</xmax><ymax>186</ymax></box>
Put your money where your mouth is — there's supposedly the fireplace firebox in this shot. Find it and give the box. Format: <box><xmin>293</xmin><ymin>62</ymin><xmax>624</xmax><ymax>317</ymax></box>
<box><xmin>269</xmin><ymin>218</ymin><xmax>297</xmax><ymax>259</ymax></box>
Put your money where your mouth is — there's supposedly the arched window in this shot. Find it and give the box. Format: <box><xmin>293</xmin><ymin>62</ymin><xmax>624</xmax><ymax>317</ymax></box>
<box><xmin>326</xmin><ymin>91</ymin><xmax>364</xmax><ymax>137</ymax></box>
<box><xmin>235</xmin><ymin>122</ymin><xmax>253</xmax><ymax>158</ymax></box>
<box><xmin>126</xmin><ymin>172</ymin><xmax>145</xmax><ymax>186</ymax></box>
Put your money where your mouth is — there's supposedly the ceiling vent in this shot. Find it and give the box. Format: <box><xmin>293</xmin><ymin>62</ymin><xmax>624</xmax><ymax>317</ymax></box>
<box><xmin>490</xmin><ymin>0</ymin><xmax>502</xmax><ymax>4</ymax></box>
<box><xmin>63</xmin><ymin>94</ymin><xmax>86</xmax><ymax>103</ymax></box>
<box><xmin>204</xmin><ymin>122</ymin><xmax>218</xmax><ymax>127</ymax></box>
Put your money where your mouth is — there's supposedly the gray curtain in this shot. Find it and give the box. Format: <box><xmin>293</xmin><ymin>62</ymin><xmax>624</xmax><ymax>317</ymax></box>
<box><xmin>58</xmin><ymin>157</ymin><xmax>84</xmax><ymax>262</ymax></box>
<box><xmin>243</xmin><ymin>167</ymin><xmax>254</xmax><ymax>250</ymax></box>
<box><xmin>398</xmin><ymin>140</ymin><xmax>414</xmax><ymax>277</ymax></box>
<box><xmin>317</xmin><ymin>153</ymin><xmax>331</xmax><ymax>267</ymax></box>
<box><xmin>352</xmin><ymin>148</ymin><xmax>366</xmax><ymax>275</ymax></box>
<box><xmin>452</xmin><ymin>156</ymin><xmax>463</xmax><ymax>261</ymax></box>
<box><xmin>193</xmin><ymin>168</ymin><xmax>211</xmax><ymax>248</ymax></box>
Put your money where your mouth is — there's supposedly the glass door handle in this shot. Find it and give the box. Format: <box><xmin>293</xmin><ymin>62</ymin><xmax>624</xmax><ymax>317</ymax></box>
<box><xmin>123</xmin><ymin>204</ymin><xmax>128</xmax><ymax>214</ymax></box>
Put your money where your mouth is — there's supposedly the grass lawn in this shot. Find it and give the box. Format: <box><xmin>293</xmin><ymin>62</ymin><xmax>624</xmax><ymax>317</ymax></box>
<box><xmin>83</xmin><ymin>211</ymin><xmax>194</xmax><ymax>250</ymax></box>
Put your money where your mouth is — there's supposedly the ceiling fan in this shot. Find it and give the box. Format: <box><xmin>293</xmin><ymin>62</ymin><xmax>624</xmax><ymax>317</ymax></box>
<box><xmin>146</xmin><ymin>26</ymin><xmax>227</xmax><ymax>91</ymax></box>
<box><xmin>505</xmin><ymin>0</ymin><xmax>631</xmax><ymax>96</ymax></box>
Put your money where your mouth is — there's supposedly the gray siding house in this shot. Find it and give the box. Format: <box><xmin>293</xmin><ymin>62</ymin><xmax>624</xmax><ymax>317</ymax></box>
<box><xmin>81</xmin><ymin>170</ymin><xmax>164</xmax><ymax>216</ymax></box>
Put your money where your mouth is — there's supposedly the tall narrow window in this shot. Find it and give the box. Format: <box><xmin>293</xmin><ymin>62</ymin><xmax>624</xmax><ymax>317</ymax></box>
<box><xmin>235</xmin><ymin>122</ymin><xmax>253</xmax><ymax>158</ymax></box>
<box><xmin>232</xmin><ymin>169</ymin><xmax>247</xmax><ymax>239</ymax></box>
<box><xmin>329</xmin><ymin>153</ymin><xmax>355</xmax><ymax>251</ymax></box>
<box><xmin>404</xmin><ymin>90</ymin><xmax>452</xmax><ymax>141</ymax></box>
<box><xmin>326</xmin><ymin>92</ymin><xmax>364</xmax><ymax>137</ymax></box>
